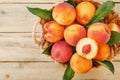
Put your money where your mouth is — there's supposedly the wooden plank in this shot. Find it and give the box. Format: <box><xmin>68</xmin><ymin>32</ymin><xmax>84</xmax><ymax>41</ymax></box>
<box><xmin>0</xmin><ymin>62</ymin><xmax>118</xmax><ymax>80</ymax></box>
<box><xmin>0</xmin><ymin>0</ymin><xmax>63</xmax><ymax>4</ymax></box>
<box><xmin>0</xmin><ymin>33</ymin><xmax>120</xmax><ymax>61</ymax></box>
<box><xmin>0</xmin><ymin>33</ymin><xmax>52</xmax><ymax>61</ymax></box>
<box><xmin>0</xmin><ymin>0</ymin><xmax>119</xmax><ymax>4</ymax></box>
<box><xmin>0</xmin><ymin>3</ymin><xmax>120</xmax><ymax>32</ymax></box>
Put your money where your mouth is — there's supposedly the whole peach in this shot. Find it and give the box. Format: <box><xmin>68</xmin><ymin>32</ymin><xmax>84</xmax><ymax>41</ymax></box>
<box><xmin>70</xmin><ymin>53</ymin><xmax>92</xmax><ymax>74</ymax></box>
<box><xmin>94</xmin><ymin>44</ymin><xmax>110</xmax><ymax>61</ymax></box>
<box><xmin>88</xmin><ymin>23</ymin><xmax>111</xmax><ymax>44</ymax></box>
<box><xmin>43</xmin><ymin>21</ymin><xmax>64</xmax><ymax>43</ymax></box>
<box><xmin>64</xmin><ymin>24</ymin><xmax>86</xmax><ymax>46</ymax></box>
<box><xmin>52</xmin><ymin>2</ymin><xmax>76</xmax><ymax>25</ymax></box>
<box><xmin>108</xmin><ymin>23</ymin><xmax>120</xmax><ymax>32</ymax></box>
<box><xmin>51</xmin><ymin>41</ymin><xmax>72</xmax><ymax>63</ymax></box>
<box><xmin>76</xmin><ymin>2</ymin><xmax>96</xmax><ymax>25</ymax></box>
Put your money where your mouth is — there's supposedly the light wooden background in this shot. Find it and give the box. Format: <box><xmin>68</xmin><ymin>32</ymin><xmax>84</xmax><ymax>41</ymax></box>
<box><xmin>0</xmin><ymin>0</ymin><xmax>120</xmax><ymax>80</ymax></box>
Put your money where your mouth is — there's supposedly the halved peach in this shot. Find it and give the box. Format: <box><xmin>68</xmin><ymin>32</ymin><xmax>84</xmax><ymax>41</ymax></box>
<box><xmin>76</xmin><ymin>38</ymin><xmax>98</xmax><ymax>59</ymax></box>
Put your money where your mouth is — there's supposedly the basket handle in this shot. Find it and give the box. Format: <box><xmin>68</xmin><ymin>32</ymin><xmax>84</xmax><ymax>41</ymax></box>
<box><xmin>32</xmin><ymin>20</ymin><xmax>42</xmax><ymax>46</ymax></box>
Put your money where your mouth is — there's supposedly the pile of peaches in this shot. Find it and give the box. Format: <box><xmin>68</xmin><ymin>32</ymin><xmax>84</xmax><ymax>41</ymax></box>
<box><xmin>42</xmin><ymin>1</ymin><xmax>120</xmax><ymax>74</ymax></box>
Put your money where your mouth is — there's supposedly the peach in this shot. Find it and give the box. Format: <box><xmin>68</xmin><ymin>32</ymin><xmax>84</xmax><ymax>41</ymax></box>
<box><xmin>70</xmin><ymin>53</ymin><xmax>92</xmax><ymax>74</ymax></box>
<box><xmin>88</xmin><ymin>23</ymin><xmax>111</xmax><ymax>44</ymax></box>
<box><xmin>108</xmin><ymin>23</ymin><xmax>120</xmax><ymax>32</ymax></box>
<box><xmin>64</xmin><ymin>24</ymin><xmax>86</xmax><ymax>46</ymax></box>
<box><xmin>51</xmin><ymin>41</ymin><xmax>72</xmax><ymax>63</ymax></box>
<box><xmin>76</xmin><ymin>2</ymin><xmax>96</xmax><ymax>25</ymax></box>
<box><xmin>76</xmin><ymin>38</ymin><xmax>98</xmax><ymax>59</ymax></box>
<box><xmin>52</xmin><ymin>2</ymin><xmax>76</xmax><ymax>25</ymax></box>
<box><xmin>94</xmin><ymin>44</ymin><xmax>110</xmax><ymax>61</ymax></box>
<box><xmin>43</xmin><ymin>21</ymin><xmax>64</xmax><ymax>42</ymax></box>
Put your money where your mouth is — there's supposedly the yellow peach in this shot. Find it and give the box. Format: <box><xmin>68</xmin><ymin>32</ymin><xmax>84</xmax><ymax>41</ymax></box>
<box><xmin>70</xmin><ymin>53</ymin><xmax>92</xmax><ymax>74</ymax></box>
<box><xmin>43</xmin><ymin>21</ymin><xmax>64</xmax><ymax>42</ymax></box>
<box><xmin>76</xmin><ymin>2</ymin><xmax>96</xmax><ymax>25</ymax></box>
<box><xmin>52</xmin><ymin>2</ymin><xmax>76</xmax><ymax>25</ymax></box>
<box><xmin>64</xmin><ymin>24</ymin><xmax>86</xmax><ymax>46</ymax></box>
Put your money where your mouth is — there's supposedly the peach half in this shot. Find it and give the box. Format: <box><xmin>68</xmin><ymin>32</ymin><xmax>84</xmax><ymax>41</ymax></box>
<box><xmin>88</xmin><ymin>23</ymin><xmax>111</xmax><ymax>44</ymax></box>
<box><xmin>76</xmin><ymin>38</ymin><xmax>98</xmax><ymax>59</ymax></box>
<box><xmin>52</xmin><ymin>2</ymin><xmax>76</xmax><ymax>25</ymax></box>
<box><xmin>64</xmin><ymin>24</ymin><xmax>86</xmax><ymax>46</ymax></box>
<box><xmin>76</xmin><ymin>1</ymin><xmax>96</xmax><ymax>25</ymax></box>
<box><xmin>51</xmin><ymin>41</ymin><xmax>72</xmax><ymax>63</ymax></box>
<box><xmin>108</xmin><ymin>23</ymin><xmax>120</xmax><ymax>32</ymax></box>
<box><xmin>94</xmin><ymin>44</ymin><xmax>110</xmax><ymax>61</ymax></box>
<box><xmin>70</xmin><ymin>53</ymin><xmax>92</xmax><ymax>74</ymax></box>
<box><xmin>43</xmin><ymin>21</ymin><xmax>64</xmax><ymax>43</ymax></box>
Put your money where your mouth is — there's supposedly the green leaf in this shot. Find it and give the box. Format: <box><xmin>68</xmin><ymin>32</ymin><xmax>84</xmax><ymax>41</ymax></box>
<box><xmin>66</xmin><ymin>0</ymin><xmax>76</xmax><ymax>7</ymax></box>
<box><xmin>42</xmin><ymin>44</ymin><xmax>53</xmax><ymax>55</ymax></box>
<box><xmin>108</xmin><ymin>31</ymin><xmax>120</xmax><ymax>45</ymax></box>
<box><xmin>63</xmin><ymin>63</ymin><xmax>75</xmax><ymax>80</ymax></box>
<box><xmin>95</xmin><ymin>60</ymin><xmax>115</xmax><ymax>74</ymax></box>
<box><xmin>27</xmin><ymin>7</ymin><xmax>53</xmax><ymax>20</ymax></box>
<box><xmin>86</xmin><ymin>1</ymin><xmax>115</xmax><ymax>28</ymax></box>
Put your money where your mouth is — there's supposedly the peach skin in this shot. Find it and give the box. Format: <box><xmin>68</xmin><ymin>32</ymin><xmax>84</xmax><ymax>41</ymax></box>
<box><xmin>76</xmin><ymin>2</ymin><xmax>96</xmax><ymax>25</ymax></box>
<box><xmin>52</xmin><ymin>2</ymin><xmax>76</xmax><ymax>25</ymax></box>
<box><xmin>94</xmin><ymin>44</ymin><xmax>110</xmax><ymax>61</ymax></box>
<box><xmin>88</xmin><ymin>23</ymin><xmax>111</xmax><ymax>44</ymax></box>
<box><xmin>108</xmin><ymin>23</ymin><xmax>120</xmax><ymax>32</ymax></box>
<box><xmin>64</xmin><ymin>24</ymin><xmax>86</xmax><ymax>46</ymax></box>
<box><xmin>51</xmin><ymin>41</ymin><xmax>72</xmax><ymax>63</ymax></box>
<box><xmin>70</xmin><ymin>53</ymin><xmax>92</xmax><ymax>74</ymax></box>
<box><xmin>43</xmin><ymin>21</ymin><xmax>64</xmax><ymax>43</ymax></box>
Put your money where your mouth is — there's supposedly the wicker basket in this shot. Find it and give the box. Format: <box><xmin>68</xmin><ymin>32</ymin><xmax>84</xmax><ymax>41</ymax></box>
<box><xmin>32</xmin><ymin>0</ymin><xmax>120</xmax><ymax>63</ymax></box>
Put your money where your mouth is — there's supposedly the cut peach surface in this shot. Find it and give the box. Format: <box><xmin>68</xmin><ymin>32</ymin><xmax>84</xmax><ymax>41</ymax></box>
<box><xmin>52</xmin><ymin>2</ymin><xmax>76</xmax><ymax>25</ymax></box>
<box><xmin>76</xmin><ymin>1</ymin><xmax>96</xmax><ymax>25</ymax></box>
<box><xmin>88</xmin><ymin>23</ymin><xmax>111</xmax><ymax>44</ymax></box>
<box><xmin>94</xmin><ymin>44</ymin><xmax>110</xmax><ymax>61</ymax></box>
<box><xmin>64</xmin><ymin>24</ymin><xmax>86</xmax><ymax>46</ymax></box>
<box><xmin>43</xmin><ymin>21</ymin><xmax>64</xmax><ymax>43</ymax></box>
<box><xmin>51</xmin><ymin>41</ymin><xmax>72</xmax><ymax>63</ymax></box>
<box><xmin>76</xmin><ymin>38</ymin><xmax>98</xmax><ymax>59</ymax></box>
<box><xmin>70</xmin><ymin>53</ymin><xmax>92</xmax><ymax>74</ymax></box>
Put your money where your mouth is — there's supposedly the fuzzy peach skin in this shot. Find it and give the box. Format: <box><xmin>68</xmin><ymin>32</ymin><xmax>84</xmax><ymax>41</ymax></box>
<box><xmin>76</xmin><ymin>38</ymin><xmax>98</xmax><ymax>59</ymax></box>
<box><xmin>43</xmin><ymin>21</ymin><xmax>64</xmax><ymax>42</ymax></box>
<box><xmin>94</xmin><ymin>44</ymin><xmax>110</xmax><ymax>61</ymax></box>
<box><xmin>52</xmin><ymin>2</ymin><xmax>76</xmax><ymax>25</ymax></box>
<box><xmin>108</xmin><ymin>23</ymin><xmax>120</xmax><ymax>32</ymax></box>
<box><xmin>70</xmin><ymin>53</ymin><xmax>92</xmax><ymax>74</ymax></box>
<box><xmin>88</xmin><ymin>23</ymin><xmax>111</xmax><ymax>44</ymax></box>
<box><xmin>51</xmin><ymin>41</ymin><xmax>72</xmax><ymax>63</ymax></box>
<box><xmin>64</xmin><ymin>24</ymin><xmax>86</xmax><ymax>46</ymax></box>
<box><xmin>76</xmin><ymin>2</ymin><xmax>96</xmax><ymax>25</ymax></box>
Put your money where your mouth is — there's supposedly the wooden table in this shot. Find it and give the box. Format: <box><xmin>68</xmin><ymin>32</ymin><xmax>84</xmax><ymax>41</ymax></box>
<box><xmin>0</xmin><ymin>0</ymin><xmax>120</xmax><ymax>80</ymax></box>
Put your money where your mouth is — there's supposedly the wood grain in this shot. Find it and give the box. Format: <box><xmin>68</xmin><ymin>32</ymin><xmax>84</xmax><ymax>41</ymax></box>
<box><xmin>0</xmin><ymin>62</ymin><xmax>119</xmax><ymax>80</ymax></box>
<box><xmin>0</xmin><ymin>0</ymin><xmax>120</xmax><ymax>80</ymax></box>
